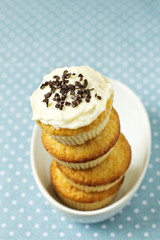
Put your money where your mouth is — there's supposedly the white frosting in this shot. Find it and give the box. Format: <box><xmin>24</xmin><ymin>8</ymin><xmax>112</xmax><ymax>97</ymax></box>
<box><xmin>30</xmin><ymin>66</ymin><xmax>113</xmax><ymax>129</ymax></box>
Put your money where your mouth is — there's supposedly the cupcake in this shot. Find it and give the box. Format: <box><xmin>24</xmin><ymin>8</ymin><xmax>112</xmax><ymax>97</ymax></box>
<box><xmin>57</xmin><ymin>133</ymin><xmax>131</xmax><ymax>192</ymax></box>
<box><xmin>50</xmin><ymin>160</ymin><xmax>124</xmax><ymax>211</ymax></box>
<box><xmin>41</xmin><ymin>108</ymin><xmax>120</xmax><ymax>169</ymax></box>
<box><xmin>30</xmin><ymin>66</ymin><xmax>113</xmax><ymax>145</ymax></box>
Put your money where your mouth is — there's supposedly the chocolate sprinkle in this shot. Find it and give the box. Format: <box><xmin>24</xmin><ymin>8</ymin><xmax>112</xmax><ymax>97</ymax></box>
<box><xmin>40</xmin><ymin>70</ymin><xmax>102</xmax><ymax>109</ymax></box>
<box><xmin>68</xmin><ymin>84</ymin><xmax>75</xmax><ymax>90</ymax></box>
<box><xmin>42</xmin><ymin>98</ymin><xmax>49</xmax><ymax>107</ymax></box>
<box><xmin>77</xmin><ymin>97</ymin><xmax>82</xmax><ymax>104</ymax></box>
<box><xmin>83</xmin><ymin>79</ymin><xmax>88</xmax><ymax>88</ymax></box>
<box><xmin>78</xmin><ymin>74</ymin><xmax>83</xmax><ymax>77</ymax></box>
<box><xmin>85</xmin><ymin>98</ymin><xmax>90</xmax><ymax>103</ymax></box>
<box><xmin>75</xmin><ymin>81</ymin><xmax>82</xmax><ymax>88</ymax></box>
<box><xmin>70</xmin><ymin>89</ymin><xmax>75</xmax><ymax>95</ymax></box>
<box><xmin>72</xmin><ymin>100</ymin><xmax>78</xmax><ymax>108</ymax></box>
<box><xmin>78</xmin><ymin>73</ymin><xmax>83</xmax><ymax>81</ymax></box>
<box><xmin>44</xmin><ymin>92</ymin><xmax>52</xmax><ymax>98</ymax></box>
<box><xmin>95</xmin><ymin>93</ymin><xmax>101</xmax><ymax>100</ymax></box>
<box><xmin>65</xmin><ymin>101</ymin><xmax>71</xmax><ymax>106</ymax></box>
<box><xmin>53</xmin><ymin>75</ymin><xmax>60</xmax><ymax>80</ymax></box>
<box><xmin>97</xmin><ymin>95</ymin><xmax>101</xmax><ymax>100</ymax></box>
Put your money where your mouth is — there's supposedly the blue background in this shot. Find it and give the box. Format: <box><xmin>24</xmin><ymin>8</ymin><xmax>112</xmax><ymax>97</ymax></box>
<box><xmin>0</xmin><ymin>0</ymin><xmax>160</xmax><ymax>239</ymax></box>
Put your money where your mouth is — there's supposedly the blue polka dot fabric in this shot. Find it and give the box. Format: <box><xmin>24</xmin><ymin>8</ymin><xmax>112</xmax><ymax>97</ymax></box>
<box><xmin>0</xmin><ymin>0</ymin><xmax>160</xmax><ymax>239</ymax></box>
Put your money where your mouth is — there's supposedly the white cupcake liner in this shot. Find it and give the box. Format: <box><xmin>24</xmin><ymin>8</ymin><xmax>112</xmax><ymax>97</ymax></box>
<box><xmin>53</xmin><ymin>147</ymin><xmax>113</xmax><ymax>170</ymax></box>
<box><xmin>46</xmin><ymin>108</ymin><xmax>111</xmax><ymax>146</ymax></box>
<box><xmin>57</xmin><ymin>191</ymin><xmax>117</xmax><ymax>211</ymax></box>
<box><xmin>63</xmin><ymin>175</ymin><xmax>123</xmax><ymax>193</ymax></box>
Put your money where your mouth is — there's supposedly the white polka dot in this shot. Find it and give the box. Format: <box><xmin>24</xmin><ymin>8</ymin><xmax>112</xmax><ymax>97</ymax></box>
<box><xmin>6</xmin><ymin>177</ymin><xmax>11</xmax><ymax>182</ymax></box>
<box><xmin>156</xmin><ymin>170</ymin><xmax>160</xmax><ymax>176</ymax></box>
<box><xmin>12</xmin><ymin>200</ymin><xmax>17</xmax><ymax>205</ymax></box>
<box><xmin>2</xmin><ymin>157</ymin><xmax>7</xmax><ymax>162</ymax></box>
<box><xmin>148</xmin><ymin>178</ymin><xmax>154</xmax><ymax>183</ymax></box>
<box><xmin>110</xmin><ymin>217</ymin><xmax>115</xmax><ymax>221</ymax></box>
<box><xmin>1</xmin><ymin>223</ymin><xmax>6</xmax><ymax>228</ymax></box>
<box><xmin>101</xmin><ymin>224</ymin><xmax>107</xmax><ymax>229</ymax></box>
<box><xmin>126</xmin><ymin>216</ymin><xmax>132</xmax><ymax>221</ymax></box>
<box><xmin>118</xmin><ymin>224</ymin><xmax>123</xmax><ymax>229</ymax></box>
<box><xmin>9</xmin><ymin>231</ymin><xmax>14</xmax><ymax>236</ymax></box>
<box><xmin>15</xmin><ymin>171</ymin><xmax>20</xmax><ymax>176</ymax></box>
<box><xmin>22</xmin><ymin>178</ymin><xmax>27</xmax><ymax>183</ymax></box>
<box><xmin>19</xmin><ymin>144</ymin><xmax>24</xmax><ymax>149</ymax></box>
<box><xmin>26</xmin><ymin>232</ymin><xmax>31</xmax><ymax>237</ymax></box>
<box><xmin>110</xmin><ymin>232</ymin><xmax>115</xmax><ymax>237</ymax></box>
<box><xmin>8</xmin><ymin>164</ymin><xmax>13</xmax><ymax>169</ymax></box>
<box><xmin>150</xmin><ymin>208</ymin><xmax>156</xmax><ymax>213</ymax></box>
<box><xmin>8</xmin><ymin>119</ymin><xmax>13</xmax><ymax>124</ymax></box>
<box><xmin>27</xmin><ymin>216</ymin><xmax>32</xmax><ymax>221</ymax></box>
<box><xmin>142</xmin><ymin>185</ymin><xmax>146</xmax><ymax>190</ymax></box>
<box><xmin>153</xmin><ymin>131</ymin><xmax>159</xmax><ymax>137</ymax></box>
<box><xmin>19</xmin><ymin>208</ymin><xmax>24</xmax><ymax>213</ymax></box>
<box><xmin>11</xmin><ymin>216</ymin><xmax>16</xmax><ymax>220</ymax></box>
<box><xmin>142</xmin><ymin>200</ymin><xmax>148</xmax><ymax>205</ymax></box>
<box><xmin>154</xmin><ymin>144</ymin><xmax>160</xmax><ymax>149</ymax></box>
<box><xmin>4</xmin><ymin>144</ymin><xmax>9</xmax><ymax>149</ymax></box>
<box><xmin>67</xmin><ymin>224</ymin><xmax>73</xmax><ymax>229</ymax></box>
<box><xmin>29</xmin><ymin>185</ymin><xmax>34</xmax><ymax>190</ymax></box>
<box><xmin>18</xmin><ymin>223</ymin><xmax>23</xmax><ymax>228</ymax></box>
<box><xmin>44</xmin><ymin>200</ymin><xmax>49</xmax><ymax>205</ymax></box>
<box><xmin>21</xmin><ymin>193</ymin><xmax>26</xmax><ymax>198</ymax></box>
<box><xmin>143</xmin><ymin>216</ymin><xmax>148</xmax><ymax>221</ymax></box>
<box><xmin>60</xmin><ymin>216</ymin><xmax>65</xmax><ymax>221</ymax></box>
<box><xmin>51</xmin><ymin>224</ymin><xmax>56</xmax><ymax>229</ymax></box>
<box><xmin>93</xmin><ymin>232</ymin><xmax>98</xmax><ymax>237</ymax></box>
<box><xmin>76</xmin><ymin>232</ymin><xmax>81</xmax><ymax>237</ymax></box>
<box><xmin>144</xmin><ymin>232</ymin><xmax>149</xmax><ymax>237</ymax></box>
<box><xmin>43</xmin><ymin>232</ymin><xmax>48</xmax><ymax>237</ymax></box>
<box><xmin>134</xmin><ymin>208</ymin><xmax>139</xmax><ymax>213</ymax></box>
<box><xmin>152</xmin><ymin>224</ymin><xmax>157</xmax><ymax>229</ymax></box>
<box><xmin>85</xmin><ymin>225</ymin><xmax>90</xmax><ymax>229</ymax></box>
<box><xmin>135</xmin><ymin>224</ymin><xmax>140</xmax><ymax>229</ymax></box>
<box><xmin>3</xmin><ymin>208</ymin><xmax>8</xmax><ymax>212</ymax></box>
<box><xmin>35</xmin><ymin>224</ymin><xmax>39</xmax><ymax>228</ymax></box>
<box><xmin>0</xmin><ymin>171</ymin><xmax>5</xmax><ymax>176</ymax></box>
<box><xmin>149</xmin><ymin>192</ymin><xmax>155</xmax><ymax>197</ymax></box>
<box><xmin>6</xmin><ymin>131</ymin><xmax>11</xmax><ymax>136</ymax></box>
<box><xmin>4</xmin><ymin>193</ymin><xmax>10</xmax><ymax>197</ymax></box>
<box><xmin>24</xmin><ymin>164</ymin><xmax>29</xmax><ymax>169</ymax></box>
<box><xmin>44</xmin><ymin>216</ymin><xmax>48</xmax><ymax>221</ymax></box>
<box><xmin>10</xmin><ymin>150</ymin><xmax>15</xmax><ymax>156</ymax></box>
<box><xmin>59</xmin><ymin>232</ymin><xmax>64</xmax><ymax>237</ymax></box>
<box><xmin>35</xmin><ymin>208</ymin><xmax>40</xmax><ymax>213</ymax></box>
<box><xmin>127</xmin><ymin>232</ymin><xmax>132</xmax><ymax>237</ymax></box>
<box><xmin>28</xmin><ymin>200</ymin><xmax>33</xmax><ymax>205</ymax></box>
<box><xmin>12</xmin><ymin>137</ymin><xmax>17</xmax><ymax>142</ymax></box>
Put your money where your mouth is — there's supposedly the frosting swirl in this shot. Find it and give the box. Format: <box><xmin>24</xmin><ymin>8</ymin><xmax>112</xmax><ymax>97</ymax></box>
<box><xmin>30</xmin><ymin>66</ymin><xmax>113</xmax><ymax>129</ymax></box>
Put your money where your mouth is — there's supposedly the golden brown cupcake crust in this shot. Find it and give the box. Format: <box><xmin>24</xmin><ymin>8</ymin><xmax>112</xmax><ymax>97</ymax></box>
<box><xmin>57</xmin><ymin>133</ymin><xmax>131</xmax><ymax>186</ymax></box>
<box><xmin>50</xmin><ymin>161</ymin><xmax>124</xmax><ymax>203</ymax></box>
<box><xmin>41</xmin><ymin>108</ymin><xmax>120</xmax><ymax>163</ymax></box>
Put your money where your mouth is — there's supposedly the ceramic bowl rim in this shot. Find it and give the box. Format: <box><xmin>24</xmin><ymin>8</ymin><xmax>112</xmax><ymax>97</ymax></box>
<box><xmin>30</xmin><ymin>79</ymin><xmax>152</xmax><ymax>218</ymax></box>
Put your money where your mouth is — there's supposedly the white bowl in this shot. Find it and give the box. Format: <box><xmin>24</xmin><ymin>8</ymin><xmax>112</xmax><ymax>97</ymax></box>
<box><xmin>30</xmin><ymin>79</ymin><xmax>151</xmax><ymax>223</ymax></box>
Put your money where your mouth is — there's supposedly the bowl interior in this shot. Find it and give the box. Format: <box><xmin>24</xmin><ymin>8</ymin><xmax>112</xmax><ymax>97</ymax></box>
<box><xmin>31</xmin><ymin>80</ymin><xmax>151</xmax><ymax>220</ymax></box>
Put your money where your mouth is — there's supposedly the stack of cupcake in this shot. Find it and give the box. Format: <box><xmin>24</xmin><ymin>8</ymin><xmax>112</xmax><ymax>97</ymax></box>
<box><xmin>30</xmin><ymin>66</ymin><xmax>131</xmax><ymax>211</ymax></box>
